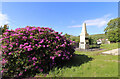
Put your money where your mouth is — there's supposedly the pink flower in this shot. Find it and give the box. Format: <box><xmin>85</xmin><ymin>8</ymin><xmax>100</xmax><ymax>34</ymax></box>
<box><xmin>43</xmin><ymin>45</ymin><xmax>45</xmax><ymax>47</ymax></box>
<box><xmin>55</xmin><ymin>32</ymin><xmax>58</xmax><ymax>34</ymax></box>
<box><xmin>63</xmin><ymin>54</ymin><xmax>66</xmax><ymax>56</ymax></box>
<box><xmin>73</xmin><ymin>41</ymin><xmax>75</xmax><ymax>43</ymax></box>
<box><xmin>18</xmin><ymin>36</ymin><xmax>21</xmax><ymax>38</ymax></box>
<box><xmin>8</xmin><ymin>52</ymin><xmax>12</xmax><ymax>55</ymax></box>
<box><xmin>38</xmin><ymin>29</ymin><xmax>41</xmax><ymax>31</ymax></box>
<box><xmin>38</xmin><ymin>45</ymin><xmax>41</xmax><ymax>47</ymax></box>
<box><xmin>28</xmin><ymin>60</ymin><xmax>31</xmax><ymax>62</ymax></box>
<box><xmin>47</xmin><ymin>45</ymin><xmax>49</xmax><ymax>47</ymax></box>
<box><xmin>56</xmin><ymin>36</ymin><xmax>59</xmax><ymax>39</ymax></box>
<box><xmin>64</xmin><ymin>42</ymin><xmax>67</xmax><ymax>44</ymax></box>
<box><xmin>39</xmin><ymin>39</ymin><xmax>44</xmax><ymax>43</ymax></box>
<box><xmin>23</xmin><ymin>47</ymin><xmax>26</xmax><ymax>50</ymax></box>
<box><xmin>56</xmin><ymin>46</ymin><xmax>58</xmax><ymax>48</ymax></box>
<box><xmin>60</xmin><ymin>32</ymin><xmax>62</xmax><ymax>34</ymax></box>
<box><xmin>35</xmin><ymin>44</ymin><xmax>38</xmax><ymax>46</ymax></box>
<box><xmin>9</xmin><ymin>44</ymin><xmax>13</xmax><ymax>48</ymax></box>
<box><xmin>58</xmin><ymin>54</ymin><xmax>61</xmax><ymax>57</ymax></box>
<box><xmin>33</xmin><ymin>63</ymin><xmax>36</xmax><ymax>66</ymax></box>
<box><xmin>1</xmin><ymin>70</ymin><xmax>3</xmax><ymax>73</ymax></box>
<box><xmin>2</xmin><ymin>59</ymin><xmax>7</xmax><ymax>64</ymax></box>
<box><xmin>22</xmin><ymin>36</ymin><xmax>27</xmax><ymax>39</ymax></box>
<box><xmin>3</xmin><ymin>32</ymin><xmax>8</xmax><ymax>35</ymax></box>
<box><xmin>48</xmin><ymin>41</ymin><xmax>50</xmax><ymax>43</ymax></box>
<box><xmin>29</xmin><ymin>45</ymin><xmax>31</xmax><ymax>47</ymax></box>
<box><xmin>16</xmin><ymin>43</ymin><xmax>18</xmax><ymax>46</ymax></box>
<box><xmin>1</xmin><ymin>45</ymin><xmax>7</xmax><ymax>49</ymax></box>
<box><xmin>30</xmin><ymin>33</ymin><xmax>33</xmax><ymax>35</ymax></box>
<box><xmin>35</xmin><ymin>66</ymin><xmax>38</xmax><ymax>69</ymax></box>
<box><xmin>40</xmin><ymin>69</ymin><xmax>43</xmax><ymax>72</ymax></box>
<box><xmin>20</xmin><ymin>44</ymin><xmax>23</xmax><ymax>48</ymax></box>
<box><xmin>19</xmin><ymin>73</ymin><xmax>22</xmax><ymax>76</ymax></box>
<box><xmin>50</xmin><ymin>56</ymin><xmax>55</xmax><ymax>60</ymax></box>
<box><xmin>24</xmin><ymin>43</ymin><xmax>28</xmax><ymax>45</ymax></box>
<box><xmin>67</xmin><ymin>52</ymin><xmax>70</xmax><ymax>54</ymax></box>
<box><xmin>52</xmin><ymin>57</ymin><xmax>55</xmax><ymax>60</ymax></box>
<box><xmin>29</xmin><ymin>36</ymin><xmax>33</xmax><ymax>39</ymax></box>
<box><xmin>32</xmin><ymin>57</ymin><xmax>37</xmax><ymax>60</ymax></box>
<box><xmin>27</xmin><ymin>48</ymin><xmax>33</xmax><ymax>51</ymax></box>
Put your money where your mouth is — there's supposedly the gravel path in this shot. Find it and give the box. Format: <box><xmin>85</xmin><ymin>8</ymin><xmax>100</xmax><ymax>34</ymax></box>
<box><xmin>101</xmin><ymin>48</ymin><xmax>120</xmax><ymax>55</ymax></box>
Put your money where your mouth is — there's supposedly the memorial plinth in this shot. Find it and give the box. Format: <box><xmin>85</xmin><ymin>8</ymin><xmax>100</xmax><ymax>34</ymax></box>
<box><xmin>79</xmin><ymin>23</ymin><xmax>89</xmax><ymax>49</ymax></box>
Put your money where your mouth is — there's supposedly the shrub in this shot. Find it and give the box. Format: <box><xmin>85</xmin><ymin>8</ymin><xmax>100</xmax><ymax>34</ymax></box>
<box><xmin>1</xmin><ymin>26</ymin><xmax>75</xmax><ymax>78</ymax></box>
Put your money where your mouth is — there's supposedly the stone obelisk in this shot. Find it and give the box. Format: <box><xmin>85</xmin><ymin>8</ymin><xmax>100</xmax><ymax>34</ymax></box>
<box><xmin>79</xmin><ymin>23</ymin><xmax>89</xmax><ymax>49</ymax></box>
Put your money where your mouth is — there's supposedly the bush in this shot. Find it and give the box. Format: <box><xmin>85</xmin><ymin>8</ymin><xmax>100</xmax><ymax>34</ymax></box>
<box><xmin>1</xmin><ymin>26</ymin><xmax>75</xmax><ymax>78</ymax></box>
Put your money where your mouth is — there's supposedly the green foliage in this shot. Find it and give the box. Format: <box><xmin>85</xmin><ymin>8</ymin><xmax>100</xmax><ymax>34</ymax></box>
<box><xmin>64</xmin><ymin>33</ymin><xmax>70</xmax><ymax>40</ymax></box>
<box><xmin>64</xmin><ymin>33</ymin><xmax>79</xmax><ymax>43</ymax></box>
<box><xmin>104</xmin><ymin>17</ymin><xmax>120</xmax><ymax>42</ymax></box>
<box><xmin>70</xmin><ymin>35</ymin><xmax>80</xmax><ymax>43</ymax></box>
<box><xmin>89</xmin><ymin>34</ymin><xmax>107</xmax><ymax>40</ymax></box>
<box><xmin>88</xmin><ymin>34</ymin><xmax>107</xmax><ymax>45</ymax></box>
<box><xmin>88</xmin><ymin>37</ymin><xmax>96</xmax><ymax>45</ymax></box>
<box><xmin>64</xmin><ymin>33</ymin><xmax>80</xmax><ymax>47</ymax></box>
<box><xmin>0</xmin><ymin>24</ymin><xmax>9</xmax><ymax>35</ymax></box>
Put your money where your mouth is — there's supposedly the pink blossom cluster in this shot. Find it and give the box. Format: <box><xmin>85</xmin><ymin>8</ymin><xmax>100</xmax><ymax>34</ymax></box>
<box><xmin>1</xmin><ymin>26</ymin><xmax>75</xmax><ymax>78</ymax></box>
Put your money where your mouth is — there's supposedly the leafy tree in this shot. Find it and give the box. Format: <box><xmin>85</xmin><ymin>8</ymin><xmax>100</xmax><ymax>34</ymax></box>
<box><xmin>64</xmin><ymin>33</ymin><xmax>71</xmax><ymax>40</ymax></box>
<box><xmin>0</xmin><ymin>24</ymin><xmax>9</xmax><ymax>35</ymax></box>
<box><xmin>89</xmin><ymin>34</ymin><xmax>106</xmax><ymax>40</ymax></box>
<box><xmin>88</xmin><ymin>36</ymin><xmax>97</xmax><ymax>45</ymax></box>
<box><xmin>104</xmin><ymin>18</ymin><xmax>120</xmax><ymax>42</ymax></box>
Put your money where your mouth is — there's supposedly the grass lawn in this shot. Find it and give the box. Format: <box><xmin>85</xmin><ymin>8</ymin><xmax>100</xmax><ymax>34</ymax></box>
<box><xmin>36</xmin><ymin>43</ymin><xmax>119</xmax><ymax>77</ymax></box>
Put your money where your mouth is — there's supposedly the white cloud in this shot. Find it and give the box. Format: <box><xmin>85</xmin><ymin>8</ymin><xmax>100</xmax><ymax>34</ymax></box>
<box><xmin>68</xmin><ymin>24</ymin><xmax>82</xmax><ymax>28</ymax></box>
<box><xmin>0</xmin><ymin>13</ymin><xmax>10</xmax><ymax>26</ymax></box>
<box><xmin>69</xmin><ymin>14</ymin><xmax>112</xmax><ymax>28</ymax></box>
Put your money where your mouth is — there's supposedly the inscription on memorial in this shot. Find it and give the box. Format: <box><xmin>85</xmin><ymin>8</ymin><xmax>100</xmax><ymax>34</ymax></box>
<box><xmin>81</xmin><ymin>42</ymin><xmax>84</xmax><ymax>44</ymax></box>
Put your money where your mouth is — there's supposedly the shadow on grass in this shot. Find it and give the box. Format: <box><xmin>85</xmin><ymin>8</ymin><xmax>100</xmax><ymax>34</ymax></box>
<box><xmin>36</xmin><ymin>54</ymin><xmax>93</xmax><ymax>77</ymax></box>
<box><xmin>55</xmin><ymin>54</ymin><xmax>93</xmax><ymax>69</ymax></box>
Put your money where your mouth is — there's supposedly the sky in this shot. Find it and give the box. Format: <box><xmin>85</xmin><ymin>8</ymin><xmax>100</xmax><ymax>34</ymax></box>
<box><xmin>0</xmin><ymin>2</ymin><xmax>118</xmax><ymax>36</ymax></box>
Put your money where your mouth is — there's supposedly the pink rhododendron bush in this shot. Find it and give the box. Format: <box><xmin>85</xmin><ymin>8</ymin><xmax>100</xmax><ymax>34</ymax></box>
<box><xmin>1</xmin><ymin>26</ymin><xmax>75</xmax><ymax>78</ymax></box>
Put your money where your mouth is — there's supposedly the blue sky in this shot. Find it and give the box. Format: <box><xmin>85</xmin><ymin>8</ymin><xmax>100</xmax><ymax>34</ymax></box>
<box><xmin>1</xmin><ymin>2</ymin><xmax>118</xmax><ymax>36</ymax></box>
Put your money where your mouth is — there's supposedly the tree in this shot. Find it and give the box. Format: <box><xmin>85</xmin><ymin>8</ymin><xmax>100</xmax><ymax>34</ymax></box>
<box><xmin>64</xmin><ymin>33</ymin><xmax>71</xmax><ymax>39</ymax></box>
<box><xmin>0</xmin><ymin>24</ymin><xmax>9</xmax><ymax>35</ymax></box>
<box><xmin>104</xmin><ymin>17</ymin><xmax>120</xmax><ymax>42</ymax></box>
<box><xmin>88</xmin><ymin>36</ymin><xmax>97</xmax><ymax>45</ymax></box>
